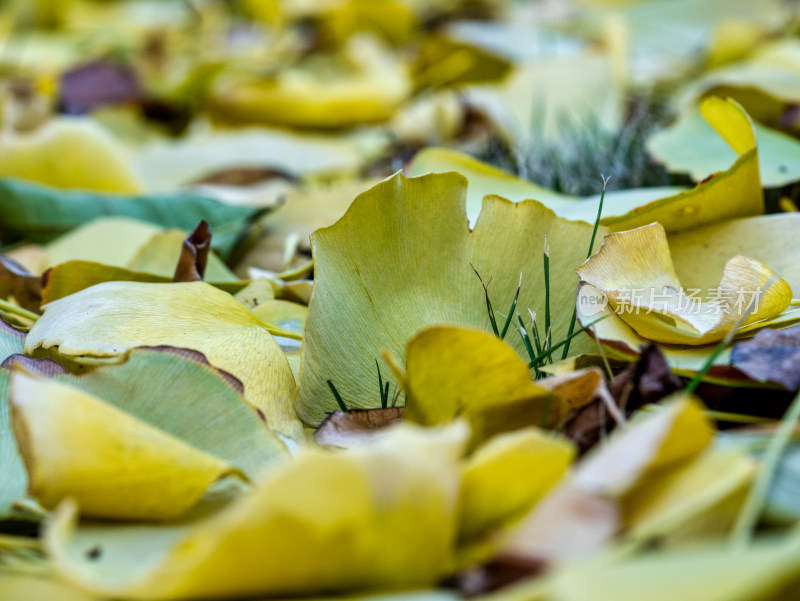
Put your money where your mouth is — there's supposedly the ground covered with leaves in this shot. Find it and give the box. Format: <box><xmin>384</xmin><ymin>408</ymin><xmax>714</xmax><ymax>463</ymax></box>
<box><xmin>4</xmin><ymin>0</ymin><xmax>800</xmax><ymax>600</ymax></box>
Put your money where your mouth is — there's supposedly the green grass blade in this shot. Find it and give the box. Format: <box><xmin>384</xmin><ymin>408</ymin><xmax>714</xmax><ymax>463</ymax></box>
<box><xmin>543</xmin><ymin>236</ymin><xmax>551</xmax><ymax>357</ymax></box>
<box><xmin>529</xmin><ymin>309</ymin><xmax>543</xmax><ymax>357</ymax></box>
<box><xmin>327</xmin><ymin>379</ymin><xmax>348</xmax><ymax>411</ymax></box>
<box><xmin>561</xmin><ymin>175</ymin><xmax>608</xmax><ymax>360</ymax></box>
<box><xmin>471</xmin><ymin>263</ymin><xmax>499</xmax><ymax>336</ymax></box>
<box><xmin>377</xmin><ymin>360</ymin><xmax>387</xmax><ymax>409</ymax></box>
<box><xmin>500</xmin><ymin>273</ymin><xmax>522</xmax><ymax>340</ymax></box>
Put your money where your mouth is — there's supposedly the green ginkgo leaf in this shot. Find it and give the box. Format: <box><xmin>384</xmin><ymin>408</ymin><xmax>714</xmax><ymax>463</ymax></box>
<box><xmin>297</xmin><ymin>172</ymin><xmax>602</xmax><ymax>425</ymax></box>
<box><xmin>0</xmin><ymin>179</ymin><xmax>265</xmax><ymax>258</ymax></box>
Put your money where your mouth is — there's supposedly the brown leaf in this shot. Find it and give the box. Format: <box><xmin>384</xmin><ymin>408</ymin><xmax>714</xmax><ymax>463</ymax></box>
<box><xmin>563</xmin><ymin>345</ymin><xmax>684</xmax><ymax>455</ymax></box>
<box><xmin>315</xmin><ymin>407</ymin><xmax>404</xmax><ymax>448</ymax></box>
<box><xmin>191</xmin><ymin>167</ymin><xmax>299</xmax><ymax>187</ymax></box>
<box><xmin>0</xmin><ymin>255</ymin><xmax>42</xmax><ymax>313</ymax></box>
<box><xmin>608</xmin><ymin>344</ymin><xmax>685</xmax><ymax>410</ymax></box>
<box><xmin>173</xmin><ymin>221</ymin><xmax>211</xmax><ymax>283</ymax></box>
<box><xmin>59</xmin><ymin>60</ymin><xmax>141</xmax><ymax>115</ymax></box>
<box><xmin>730</xmin><ymin>324</ymin><xmax>800</xmax><ymax>390</ymax></box>
<box><xmin>443</xmin><ymin>555</ymin><xmax>547</xmax><ymax>598</ymax></box>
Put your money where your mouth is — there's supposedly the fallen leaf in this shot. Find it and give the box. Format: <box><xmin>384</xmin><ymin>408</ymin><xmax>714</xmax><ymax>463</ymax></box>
<box><xmin>0</xmin><ymin>256</ymin><xmax>42</xmax><ymax>313</ymax></box>
<box><xmin>0</xmin><ymin>118</ymin><xmax>141</xmax><ymax>193</ymax></box>
<box><xmin>59</xmin><ymin>60</ymin><xmax>142</xmax><ymax>115</ymax></box>
<box><xmin>404</xmin><ymin>326</ymin><xmax>553</xmax><ymax>446</ymax></box>
<box><xmin>459</xmin><ymin>428</ymin><xmax>574</xmax><ymax>542</ymax></box>
<box><xmin>46</xmin><ymin>423</ymin><xmax>466</xmax><ymax>600</ymax></box>
<box><xmin>10</xmin><ymin>372</ymin><xmax>239</xmax><ymax>520</ymax></box>
<box><xmin>135</xmin><ymin>128</ymin><xmax>385</xmax><ymax>193</ymax></box>
<box><xmin>730</xmin><ymin>323</ymin><xmax>800</xmax><ymax>390</ymax></box>
<box><xmin>172</xmin><ymin>221</ymin><xmax>211</xmax><ymax>282</ymax></box>
<box><xmin>298</xmin><ymin>172</ymin><xmax>600</xmax><ymax>424</ymax></box>
<box><xmin>24</xmin><ymin>281</ymin><xmax>302</xmax><ymax>440</ymax></box>
<box><xmin>623</xmin><ymin>448</ymin><xmax>755</xmax><ymax>546</ymax></box>
<box><xmin>648</xmin><ymin>102</ymin><xmax>800</xmax><ymax>188</ymax></box>
<box><xmin>209</xmin><ymin>36</ymin><xmax>411</xmax><ymax>129</ymax></box>
<box><xmin>678</xmin><ymin>38</ymin><xmax>800</xmax><ymax>131</ymax></box>
<box><xmin>49</xmin><ymin>347</ymin><xmax>287</xmax><ymax>476</ymax></box>
<box><xmin>408</xmin><ymin>97</ymin><xmax>763</xmax><ymax>232</ymax></box>
<box><xmin>544</xmin><ymin>533</ymin><xmax>800</xmax><ymax>601</ymax></box>
<box><xmin>44</xmin><ymin>217</ymin><xmax>162</xmax><ymax>271</ymax></box>
<box><xmin>0</xmin><ymin>179</ymin><xmax>265</xmax><ymax>259</ymax></box>
<box><xmin>576</xmin><ymin>222</ymin><xmax>792</xmax><ymax>345</ymax></box>
<box><xmin>498</xmin><ymin>397</ymin><xmax>713</xmax><ymax>563</ymax></box>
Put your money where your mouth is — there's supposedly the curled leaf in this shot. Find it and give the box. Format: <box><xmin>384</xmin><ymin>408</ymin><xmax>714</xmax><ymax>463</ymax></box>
<box><xmin>499</xmin><ymin>398</ymin><xmax>713</xmax><ymax>563</ymax></box>
<box><xmin>459</xmin><ymin>428</ymin><xmax>574</xmax><ymax>542</ymax></box>
<box><xmin>404</xmin><ymin>326</ymin><xmax>552</xmax><ymax>447</ymax></box>
<box><xmin>0</xmin><ymin>255</ymin><xmax>41</xmax><ymax>313</ymax></box>
<box><xmin>10</xmin><ymin>373</ymin><xmax>237</xmax><ymax>520</ymax></box>
<box><xmin>25</xmin><ymin>281</ymin><xmax>302</xmax><ymax>440</ymax></box>
<box><xmin>172</xmin><ymin>221</ymin><xmax>211</xmax><ymax>283</ymax></box>
<box><xmin>576</xmin><ymin>222</ymin><xmax>792</xmax><ymax>345</ymax></box>
<box><xmin>408</xmin><ymin>98</ymin><xmax>763</xmax><ymax>232</ymax></box>
<box><xmin>46</xmin><ymin>423</ymin><xmax>467</xmax><ymax>600</ymax></box>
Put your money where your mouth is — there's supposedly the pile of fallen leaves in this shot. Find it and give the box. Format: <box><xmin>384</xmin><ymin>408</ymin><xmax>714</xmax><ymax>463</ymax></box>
<box><xmin>4</xmin><ymin>0</ymin><xmax>800</xmax><ymax>600</ymax></box>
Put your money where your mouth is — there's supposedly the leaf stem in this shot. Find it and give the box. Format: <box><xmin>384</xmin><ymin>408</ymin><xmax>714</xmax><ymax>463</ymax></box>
<box><xmin>0</xmin><ymin>298</ymin><xmax>39</xmax><ymax>323</ymax></box>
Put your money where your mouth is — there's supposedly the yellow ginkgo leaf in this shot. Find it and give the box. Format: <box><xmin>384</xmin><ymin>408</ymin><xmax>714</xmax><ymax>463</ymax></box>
<box><xmin>46</xmin><ymin>423</ymin><xmax>467</xmax><ymax>600</ymax></box>
<box><xmin>44</xmin><ymin>217</ymin><xmax>237</xmax><ymax>282</ymax></box>
<box><xmin>210</xmin><ymin>36</ymin><xmax>411</xmax><ymax>129</ymax></box>
<box><xmin>298</xmin><ymin>172</ymin><xmax>600</xmax><ymax>424</ymax></box>
<box><xmin>545</xmin><ymin>533</ymin><xmax>800</xmax><ymax>601</ymax></box>
<box><xmin>625</xmin><ymin>448</ymin><xmax>755</xmax><ymax>546</ymax></box>
<box><xmin>576</xmin><ymin>222</ymin><xmax>792</xmax><ymax>345</ymax></box>
<box><xmin>24</xmin><ymin>281</ymin><xmax>302</xmax><ymax>440</ymax></box>
<box><xmin>404</xmin><ymin>326</ymin><xmax>554</xmax><ymax>445</ymax></box>
<box><xmin>243</xmin><ymin>178</ymin><xmax>379</xmax><ymax>273</ymax></box>
<box><xmin>678</xmin><ymin>38</ymin><xmax>800</xmax><ymax>131</ymax></box>
<box><xmin>0</xmin><ymin>575</ymin><xmax>98</xmax><ymax>601</ymax></box>
<box><xmin>10</xmin><ymin>373</ymin><xmax>235</xmax><ymax>521</ymax></box>
<box><xmin>44</xmin><ymin>217</ymin><xmax>161</xmax><ymax>270</ymax></box>
<box><xmin>647</xmin><ymin>102</ymin><xmax>800</xmax><ymax>188</ymax></box>
<box><xmin>500</xmin><ymin>398</ymin><xmax>713</xmax><ymax>563</ymax></box>
<box><xmin>577</xmin><ymin>213</ymin><xmax>800</xmax><ymax>374</ymax></box>
<box><xmin>408</xmin><ymin>97</ymin><xmax>763</xmax><ymax>233</ymax></box>
<box><xmin>0</xmin><ymin>118</ymin><xmax>142</xmax><ymax>194</ymax></box>
<box><xmin>459</xmin><ymin>428</ymin><xmax>575</xmax><ymax>542</ymax></box>
<box><xmin>126</xmin><ymin>229</ymin><xmax>237</xmax><ymax>282</ymax></box>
